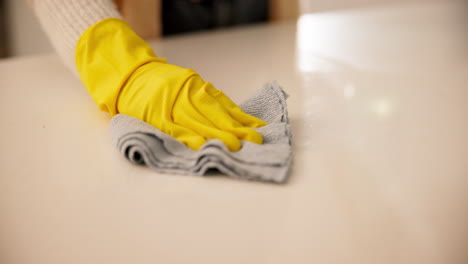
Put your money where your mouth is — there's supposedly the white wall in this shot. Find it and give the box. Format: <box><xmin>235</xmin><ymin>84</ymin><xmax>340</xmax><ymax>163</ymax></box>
<box><xmin>300</xmin><ymin>0</ymin><xmax>448</xmax><ymax>14</ymax></box>
<box><xmin>5</xmin><ymin>0</ymin><xmax>53</xmax><ymax>57</ymax></box>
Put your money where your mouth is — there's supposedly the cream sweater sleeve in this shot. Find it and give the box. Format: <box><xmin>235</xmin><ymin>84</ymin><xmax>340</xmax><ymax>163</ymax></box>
<box><xmin>34</xmin><ymin>0</ymin><xmax>122</xmax><ymax>70</ymax></box>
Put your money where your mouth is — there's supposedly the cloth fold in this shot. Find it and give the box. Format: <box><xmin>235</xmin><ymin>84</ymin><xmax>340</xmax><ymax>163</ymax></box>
<box><xmin>110</xmin><ymin>81</ymin><xmax>293</xmax><ymax>183</ymax></box>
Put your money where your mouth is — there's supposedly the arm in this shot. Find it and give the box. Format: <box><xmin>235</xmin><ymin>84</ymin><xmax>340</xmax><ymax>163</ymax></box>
<box><xmin>32</xmin><ymin>0</ymin><xmax>266</xmax><ymax>151</ymax></box>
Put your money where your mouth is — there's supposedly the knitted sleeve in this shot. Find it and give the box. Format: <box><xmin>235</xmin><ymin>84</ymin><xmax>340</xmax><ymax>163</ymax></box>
<box><xmin>34</xmin><ymin>0</ymin><xmax>122</xmax><ymax>70</ymax></box>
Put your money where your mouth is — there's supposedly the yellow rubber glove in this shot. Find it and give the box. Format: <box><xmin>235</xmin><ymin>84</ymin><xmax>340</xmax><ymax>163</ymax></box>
<box><xmin>75</xmin><ymin>18</ymin><xmax>266</xmax><ymax>151</ymax></box>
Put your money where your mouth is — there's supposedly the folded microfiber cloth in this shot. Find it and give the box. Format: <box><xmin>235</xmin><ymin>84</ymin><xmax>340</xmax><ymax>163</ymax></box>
<box><xmin>110</xmin><ymin>81</ymin><xmax>292</xmax><ymax>183</ymax></box>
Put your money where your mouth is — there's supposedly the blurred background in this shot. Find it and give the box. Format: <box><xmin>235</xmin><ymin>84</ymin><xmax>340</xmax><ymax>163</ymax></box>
<box><xmin>0</xmin><ymin>0</ymin><xmax>448</xmax><ymax>59</ymax></box>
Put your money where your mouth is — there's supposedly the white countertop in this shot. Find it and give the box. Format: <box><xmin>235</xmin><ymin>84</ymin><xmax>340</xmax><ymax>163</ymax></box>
<box><xmin>1</xmin><ymin>1</ymin><xmax>467</xmax><ymax>263</ymax></box>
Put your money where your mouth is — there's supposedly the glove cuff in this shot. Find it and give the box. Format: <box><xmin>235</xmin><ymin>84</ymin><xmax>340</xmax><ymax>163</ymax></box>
<box><xmin>34</xmin><ymin>0</ymin><xmax>122</xmax><ymax>70</ymax></box>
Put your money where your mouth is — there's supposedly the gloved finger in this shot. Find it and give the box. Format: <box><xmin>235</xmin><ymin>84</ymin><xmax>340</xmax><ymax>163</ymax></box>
<box><xmin>191</xmin><ymin>86</ymin><xmax>264</xmax><ymax>145</ymax></box>
<box><xmin>157</xmin><ymin>119</ymin><xmax>206</xmax><ymax>151</ymax></box>
<box><xmin>203</xmin><ymin>82</ymin><xmax>267</xmax><ymax>128</ymax></box>
<box><xmin>218</xmin><ymin>97</ymin><xmax>267</xmax><ymax>128</ymax></box>
<box><xmin>173</xmin><ymin>84</ymin><xmax>242</xmax><ymax>151</ymax></box>
<box><xmin>173</xmin><ymin>109</ymin><xmax>242</xmax><ymax>152</ymax></box>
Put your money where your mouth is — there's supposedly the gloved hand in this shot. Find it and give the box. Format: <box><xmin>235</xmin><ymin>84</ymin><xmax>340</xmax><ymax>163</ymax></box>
<box><xmin>76</xmin><ymin>18</ymin><xmax>266</xmax><ymax>151</ymax></box>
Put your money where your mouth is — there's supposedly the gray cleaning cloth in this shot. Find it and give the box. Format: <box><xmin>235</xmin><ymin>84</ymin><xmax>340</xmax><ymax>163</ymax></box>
<box><xmin>110</xmin><ymin>81</ymin><xmax>292</xmax><ymax>183</ymax></box>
